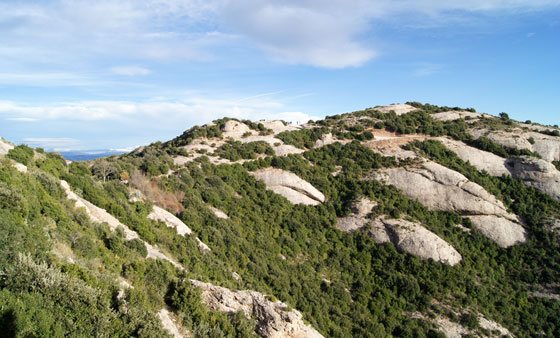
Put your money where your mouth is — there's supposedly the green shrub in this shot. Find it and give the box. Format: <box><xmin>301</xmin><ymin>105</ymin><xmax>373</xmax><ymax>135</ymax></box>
<box><xmin>7</xmin><ymin>145</ymin><xmax>34</xmax><ymax>165</ymax></box>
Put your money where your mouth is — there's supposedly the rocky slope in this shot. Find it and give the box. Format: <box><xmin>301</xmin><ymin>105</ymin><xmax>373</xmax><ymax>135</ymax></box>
<box><xmin>191</xmin><ymin>280</ymin><xmax>324</xmax><ymax>338</ymax></box>
<box><xmin>371</xmin><ymin>160</ymin><xmax>526</xmax><ymax>247</ymax></box>
<box><xmin>250</xmin><ymin>168</ymin><xmax>326</xmax><ymax>205</ymax></box>
<box><xmin>2</xmin><ymin>102</ymin><xmax>560</xmax><ymax>338</ymax></box>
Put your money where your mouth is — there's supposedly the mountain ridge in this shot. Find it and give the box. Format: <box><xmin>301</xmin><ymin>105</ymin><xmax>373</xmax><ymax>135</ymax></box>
<box><xmin>1</xmin><ymin>102</ymin><xmax>560</xmax><ymax>337</ymax></box>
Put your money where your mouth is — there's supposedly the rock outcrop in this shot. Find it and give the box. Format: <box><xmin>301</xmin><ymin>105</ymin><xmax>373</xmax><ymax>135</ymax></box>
<box><xmin>336</xmin><ymin>199</ymin><xmax>461</xmax><ymax>265</ymax></box>
<box><xmin>191</xmin><ymin>280</ymin><xmax>324</xmax><ymax>338</ymax></box>
<box><xmin>371</xmin><ymin>161</ymin><xmax>526</xmax><ymax>247</ymax></box>
<box><xmin>439</xmin><ymin>138</ymin><xmax>510</xmax><ymax>176</ymax></box>
<box><xmin>470</xmin><ymin>128</ymin><xmax>560</xmax><ymax>162</ymax></box>
<box><xmin>431</xmin><ymin>111</ymin><xmax>482</xmax><ymax>122</ymax></box>
<box><xmin>506</xmin><ymin>156</ymin><xmax>560</xmax><ymax>201</ymax></box>
<box><xmin>158</xmin><ymin>308</ymin><xmax>186</xmax><ymax>338</ymax></box>
<box><xmin>209</xmin><ymin>206</ymin><xmax>229</xmax><ymax>219</ymax></box>
<box><xmin>335</xmin><ymin>198</ymin><xmax>377</xmax><ymax>232</ymax></box>
<box><xmin>370</xmin><ymin>218</ymin><xmax>462</xmax><ymax>266</ymax></box>
<box><xmin>250</xmin><ymin>168</ymin><xmax>325</xmax><ymax>205</ymax></box>
<box><xmin>60</xmin><ymin>180</ymin><xmax>183</xmax><ymax>269</ymax></box>
<box><xmin>375</xmin><ymin>103</ymin><xmax>417</xmax><ymax>115</ymax></box>
<box><xmin>0</xmin><ymin>138</ymin><xmax>14</xmax><ymax>156</ymax></box>
<box><xmin>148</xmin><ymin>205</ymin><xmax>192</xmax><ymax>236</ymax></box>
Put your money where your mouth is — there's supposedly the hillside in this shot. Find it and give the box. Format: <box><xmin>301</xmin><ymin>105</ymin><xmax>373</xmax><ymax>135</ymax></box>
<box><xmin>1</xmin><ymin>102</ymin><xmax>560</xmax><ymax>337</ymax></box>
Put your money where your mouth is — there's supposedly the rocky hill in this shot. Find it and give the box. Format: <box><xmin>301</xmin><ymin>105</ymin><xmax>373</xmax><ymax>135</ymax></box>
<box><xmin>1</xmin><ymin>102</ymin><xmax>560</xmax><ymax>337</ymax></box>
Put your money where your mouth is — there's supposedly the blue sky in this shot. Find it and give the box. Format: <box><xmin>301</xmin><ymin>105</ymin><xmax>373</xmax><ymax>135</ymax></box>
<box><xmin>0</xmin><ymin>0</ymin><xmax>559</xmax><ymax>150</ymax></box>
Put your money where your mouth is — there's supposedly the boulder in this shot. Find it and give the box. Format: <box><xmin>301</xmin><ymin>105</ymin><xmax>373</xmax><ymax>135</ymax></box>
<box><xmin>370</xmin><ymin>218</ymin><xmax>462</xmax><ymax>266</ymax></box>
<box><xmin>506</xmin><ymin>156</ymin><xmax>560</xmax><ymax>201</ymax></box>
<box><xmin>191</xmin><ymin>280</ymin><xmax>324</xmax><ymax>338</ymax></box>
<box><xmin>371</xmin><ymin>160</ymin><xmax>526</xmax><ymax>247</ymax></box>
<box><xmin>250</xmin><ymin>168</ymin><xmax>325</xmax><ymax>205</ymax></box>
<box><xmin>440</xmin><ymin>138</ymin><xmax>510</xmax><ymax>176</ymax></box>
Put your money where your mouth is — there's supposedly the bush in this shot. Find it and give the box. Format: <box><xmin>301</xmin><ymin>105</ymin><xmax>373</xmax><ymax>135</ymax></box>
<box><xmin>7</xmin><ymin>145</ymin><xmax>34</xmax><ymax>165</ymax></box>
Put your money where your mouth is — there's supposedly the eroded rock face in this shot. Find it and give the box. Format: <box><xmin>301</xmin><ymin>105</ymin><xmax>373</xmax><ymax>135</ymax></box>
<box><xmin>471</xmin><ymin>128</ymin><xmax>560</xmax><ymax>162</ymax></box>
<box><xmin>148</xmin><ymin>205</ymin><xmax>193</xmax><ymax>236</ymax></box>
<box><xmin>250</xmin><ymin>168</ymin><xmax>325</xmax><ymax>205</ymax></box>
<box><xmin>0</xmin><ymin>138</ymin><xmax>14</xmax><ymax>156</ymax></box>
<box><xmin>222</xmin><ymin>120</ymin><xmax>252</xmax><ymax>138</ymax></box>
<box><xmin>506</xmin><ymin>156</ymin><xmax>560</xmax><ymax>201</ymax></box>
<box><xmin>371</xmin><ymin>161</ymin><xmax>526</xmax><ymax>247</ymax></box>
<box><xmin>439</xmin><ymin>138</ymin><xmax>510</xmax><ymax>176</ymax></box>
<box><xmin>375</xmin><ymin>103</ymin><xmax>417</xmax><ymax>115</ymax></box>
<box><xmin>431</xmin><ymin>111</ymin><xmax>482</xmax><ymax>122</ymax></box>
<box><xmin>336</xmin><ymin>198</ymin><xmax>377</xmax><ymax>232</ymax></box>
<box><xmin>60</xmin><ymin>180</ymin><xmax>183</xmax><ymax>269</ymax></box>
<box><xmin>370</xmin><ymin>218</ymin><xmax>462</xmax><ymax>266</ymax></box>
<box><xmin>191</xmin><ymin>280</ymin><xmax>324</xmax><ymax>338</ymax></box>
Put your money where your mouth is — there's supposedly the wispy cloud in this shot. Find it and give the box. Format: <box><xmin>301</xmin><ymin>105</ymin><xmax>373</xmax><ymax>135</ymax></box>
<box><xmin>22</xmin><ymin>137</ymin><xmax>82</xmax><ymax>150</ymax></box>
<box><xmin>0</xmin><ymin>94</ymin><xmax>320</xmax><ymax>124</ymax></box>
<box><xmin>111</xmin><ymin>66</ymin><xmax>151</xmax><ymax>76</ymax></box>
<box><xmin>1</xmin><ymin>0</ymin><xmax>558</xmax><ymax>73</ymax></box>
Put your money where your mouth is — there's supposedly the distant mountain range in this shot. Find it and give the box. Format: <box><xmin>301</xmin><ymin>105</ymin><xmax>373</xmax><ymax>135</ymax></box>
<box><xmin>57</xmin><ymin>150</ymin><xmax>127</xmax><ymax>161</ymax></box>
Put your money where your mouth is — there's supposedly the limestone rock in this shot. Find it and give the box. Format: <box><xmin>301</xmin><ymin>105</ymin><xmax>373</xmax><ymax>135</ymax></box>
<box><xmin>375</xmin><ymin>103</ymin><xmax>417</xmax><ymax>115</ymax></box>
<box><xmin>336</xmin><ymin>198</ymin><xmax>377</xmax><ymax>232</ymax></box>
<box><xmin>222</xmin><ymin>120</ymin><xmax>252</xmax><ymax>138</ymax></box>
<box><xmin>431</xmin><ymin>111</ymin><xmax>482</xmax><ymax>122</ymax></box>
<box><xmin>370</xmin><ymin>218</ymin><xmax>462</xmax><ymax>266</ymax></box>
<box><xmin>0</xmin><ymin>138</ymin><xmax>14</xmax><ymax>156</ymax></box>
<box><xmin>148</xmin><ymin>205</ymin><xmax>192</xmax><ymax>236</ymax></box>
<box><xmin>471</xmin><ymin>128</ymin><xmax>560</xmax><ymax>162</ymax></box>
<box><xmin>158</xmin><ymin>308</ymin><xmax>186</xmax><ymax>338</ymax></box>
<box><xmin>439</xmin><ymin>138</ymin><xmax>510</xmax><ymax>176</ymax></box>
<box><xmin>250</xmin><ymin>168</ymin><xmax>325</xmax><ymax>205</ymax></box>
<box><xmin>191</xmin><ymin>280</ymin><xmax>324</xmax><ymax>338</ymax></box>
<box><xmin>505</xmin><ymin>156</ymin><xmax>560</xmax><ymax>201</ymax></box>
<box><xmin>209</xmin><ymin>206</ymin><xmax>229</xmax><ymax>219</ymax></box>
<box><xmin>60</xmin><ymin>180</ymin><xmax>183</xmax><ymax>269</ymax></box>
<box><xmin>371</xmin><ymin>160</ymin><xmax>526</xmax><ymax>247</ymax></box>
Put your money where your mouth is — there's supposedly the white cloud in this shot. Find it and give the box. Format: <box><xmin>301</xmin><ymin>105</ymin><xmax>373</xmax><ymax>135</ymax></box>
<box><xmin>22</xmin><ymin>137</ymin><xmax>81</xmax><ymax>150</ymax></box>
<box><xmin>0</xmin><ymin>95</ymin><xmax>320</xmax><ymax>124</ymax></box>
<box><xmin>1</xmin><ymin>0</ymin><xmax>558</xmax><ymax>72</ymax></box>
<box><xmin>111</xmin><ymin>66</ymin><xmax>151</xmax><ymax>76</ymax></box>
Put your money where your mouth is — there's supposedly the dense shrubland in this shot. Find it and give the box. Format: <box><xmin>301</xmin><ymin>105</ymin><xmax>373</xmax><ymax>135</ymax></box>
<box><xmin>2</xmin><ymin>103</ymin><xmax>560</xmax><ymax>337</ymax></box>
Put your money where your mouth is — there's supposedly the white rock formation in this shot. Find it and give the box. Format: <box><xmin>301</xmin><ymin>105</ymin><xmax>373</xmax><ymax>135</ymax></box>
<box><xmin>439</xmin><ymin>138</ymin><xmax>510</xmax><ymax>176</ymax></box>
<box><xmin>335</xmin><ymin>199</ymin><xmax>461</xmax><ymax>265</ymax></box>
<box><xmin>336</xmin><ymin>198</ymin><xmax>377</xmax><ymax>232</ymax></box>
<box><xmin>258</xmin><ymin>120</ymin><xmax>300</xmax><ymax>134</ymax></box>
<box><xmin>0</xmin><ymin>138</ymin><xmax>14</xmax><ymax>156</ymax></box>
<box><xmin>375</xmin><ymin>103</ymin><xmax>417</xmax><ymax>115</ymax></box>
<box><xmin>250</xmin><ymin>168</ymin><xmax>325</xmax><ymax>205</ymax></box>
<box><xmin>60</xmin><ymin>180</ymin><xmax>183</xmax><ymax>269</ymax></box>
<box><xmin>209</xmin><ymin>206</ymin><xmax>229</xmax><ymax>219</ymax></box>
<box><xmin>506</xmin><ymin>156</ymin><xmax>560</xmax><ymax>201</ymax></box>
<box><xmin>471</xmin><ymin>128</ymin><xmax>560</xmax><ymax>162</ymax></box>
<box><xmin>148</xmin><ymin>205</ymin><xmax>192</xmax><ymax>236</ymax></box>
<box><xmin>370</xmin><ymin>218</ymin><xmax>462</xmax><ymax>266</ymax></box>
<box><xmin>431</xmin><ymin>111</ymin><xmax>482</xmax><ymax>122</ymax></box>
<box><xmin>372</xmin><ymin>161</ymin><xmax>526</xmax><ymax>247</ymax></box>
<box><xmin>13</xmin><ymin>162</ymin><xmax>28</xmax><ymax>173</ymax></box>
<box><xmin>191</xmin><ymin>280</ymin><xmax>324</xmax><ymax>338</ymax></box>
<box><xmin>222</xmin><ymin>120</ymin><xmax>252</xmax><ymax>139</ymax></box>
<box><xmin>158</xmin><ymin>308</ymin><xmax>186</xmax><ymax>338</ymax></box>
